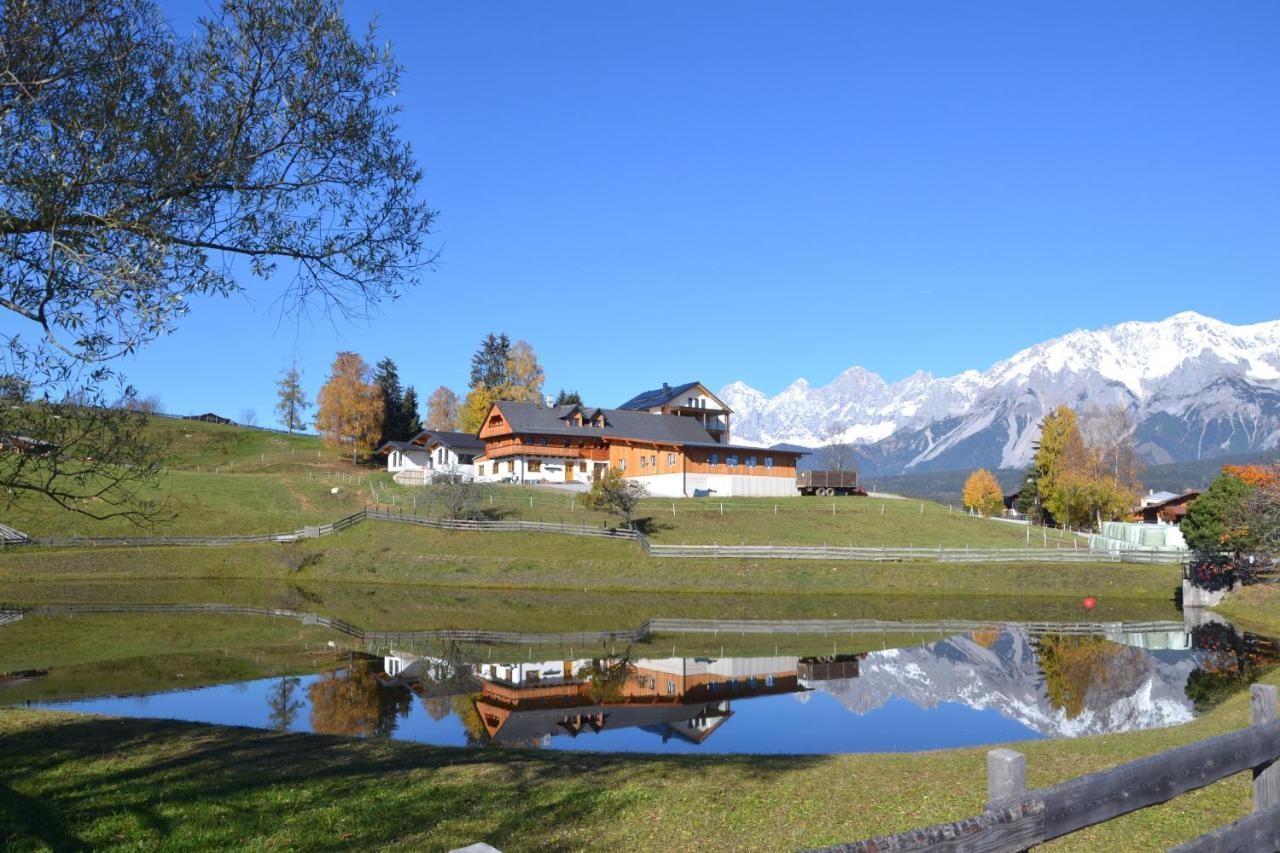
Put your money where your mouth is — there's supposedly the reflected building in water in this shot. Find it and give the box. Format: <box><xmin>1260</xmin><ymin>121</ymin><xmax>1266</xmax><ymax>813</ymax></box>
<box><xmin>384</xmin><ymin>652</ymin><xmax>865</xmax><ymax>746</ymax></box>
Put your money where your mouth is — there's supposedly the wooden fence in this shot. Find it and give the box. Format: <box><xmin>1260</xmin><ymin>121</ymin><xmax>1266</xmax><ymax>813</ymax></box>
<box><xmin>820</xmin><ymin>684</ymin><xmax>1280</xmax><ymax>852</ymax></box>
<box><xmin>0</xmin><ymin>507</ymin><xmax>1183</xmax><ymax>564</ymax></box>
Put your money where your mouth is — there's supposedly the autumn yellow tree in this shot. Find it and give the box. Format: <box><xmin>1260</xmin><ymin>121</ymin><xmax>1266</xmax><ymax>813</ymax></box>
<box><xmin>1042</xmin><ymin>406</ymin><xmax>1142</xmax><ymax>528</ymax></box>
<box><xmin>962</xmin><ymin>468</ymin><xmax>1004</xmax><ymax>517</ymax></box>
<box><xmin>315</xmin><ymin>352</ymin><xmax>385</xmax><ymax>462</ymax></box>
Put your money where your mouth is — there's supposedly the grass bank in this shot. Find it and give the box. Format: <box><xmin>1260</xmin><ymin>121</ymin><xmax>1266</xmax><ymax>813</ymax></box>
<box><xmin>0</xmin><ymin>524</ymin><xmax>1180</xmax><ymax>598</ymax></box>
<box><xmin>3</xmin><ymin>668</ymin><xmax>1277</xmax><ymax>851</ymax></box>
<box><xmin>1215</xmin><ymin>584</ymin><xmax>1280</xmax><ymax>636</ymax></box>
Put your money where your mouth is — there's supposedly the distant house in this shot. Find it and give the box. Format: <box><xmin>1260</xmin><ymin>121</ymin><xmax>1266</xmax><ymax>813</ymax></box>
<box><xmin>1003</xmin><ymin>490</ymin><xmax>1023</xmax><ymax>517</ymax></box>
<box><xmin>618</xmin><ymin>381</ymin><xmax>732</xmax><ymax>444</ymax></box>
<box><xmin>183</xmin><ymin>412</ymin><xmax>233</xmax><ymax>425</ymax></box>
<box><xmin>378</xmin><ymin>429</ymin><xmax>485</xmax><ymax>484</ymax></box>
<box><xmin>472</xmin><ymin>396</ymin><xmax>805</xmax><ymax>497</ymax></box>
<box><xmin>1135</xmin><ymin>490</ymin><xmax>1200</xmax><ymax>525</ymax></box>
<box><xmin>0</xmin><ymin>433</ymin><xmax>57</xmax><ymax>455</ymax></box>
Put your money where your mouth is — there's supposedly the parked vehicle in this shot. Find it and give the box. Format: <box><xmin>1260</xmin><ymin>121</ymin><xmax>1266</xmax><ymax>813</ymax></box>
<box><xmin>797</xmin><ymin>470</ymin><xmax>865</xmax><ymax>497</ymax></box>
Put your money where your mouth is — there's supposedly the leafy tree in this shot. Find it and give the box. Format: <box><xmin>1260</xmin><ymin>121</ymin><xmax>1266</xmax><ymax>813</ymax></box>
<box><xmin>1183</xmin><ymin>471</ymin><xmax>1256</xmax><ymax>553</ymax></box>
<box><xmin>1</xmin><ymin>0</ymin><xmax>432</xmax><ymax>518</ymax></box>
<box><xmin>505</xmin><ymin>340</ymin><xmax>545</xmax><ymax>403</ymax></box>
<box><xmin>275</xmin><ymin>362</ymin><xmax>310</xmax><ymax>434</ymax></box>
<box><xmin>401</xmin><ymin>386</ymin><xmax>422</xmax><ymax>436</ymax></box>
<box><xmin>962</xmin><ymin>468</ymin><xmax>1004</xmax><ymax>517</ymax></box>
<box><xmin>315</xmin><ymin>352</ymin><xmax>385</xmax><ymax>462</ymax></box>
<box><xmin>238</xmin><ymin>408</ymin><xmax>258</xmax><ymax>427</ymax></box>
<box><xmin>554</xmin><ymin>388</ymin><xmax>583</xmax><ymax>406</ymax></box>
<box><xmin>1242</xmin><ymin>464</ymin><xmax>1280</xmax><ymax>554</ymax></box>
<box><xmin>1036</xmin><ymin>406</ymin><xmax>1141</xmax><ymax>529</ymax></box>
<box><xmin>425</xmin><ymin>386</ymin><xmax>461</xmax><ymax>430</ymax></box>
<box><xmin>582</xmin><ymin>467</ymin><xmax>647</xmax><ymax>530</ymax></box>
<box><xmin>819</xmin><ymin>420</ymin><xmax>855</xmax><ymax>475</ymax></box>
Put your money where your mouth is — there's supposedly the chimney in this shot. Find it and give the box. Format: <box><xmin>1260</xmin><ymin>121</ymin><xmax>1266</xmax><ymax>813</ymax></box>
<box><xmin>662</xmin><ymin>382</ymin><xmax>670</xmax><ymax>393</ymax></box>
<box><xmin>543</xmin><ymin>394</ymin><xmax>555</xmax><ymax>408</ymax></box>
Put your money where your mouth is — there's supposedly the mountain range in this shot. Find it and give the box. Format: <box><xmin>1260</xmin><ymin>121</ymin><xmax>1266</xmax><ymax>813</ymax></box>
<box><xmin>720</xmin><ymin>312</ymin><xmax>1280</xmax><ymax>476</ymax></box>
<box><xmin>810</xmin><ymin>629</ymin><xmax>1199</xmax><ymax>739</ymax></box>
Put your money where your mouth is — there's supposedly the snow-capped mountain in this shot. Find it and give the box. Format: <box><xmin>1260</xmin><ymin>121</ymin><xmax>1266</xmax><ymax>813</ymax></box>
<box><xmin>810</xmin><ymin>630</ymin><xmax>1199</xmax><ymax>739</ymax></box>
<box><xmin>721</xmin><ymin>312</ymin><xmax>1280</xmax><ymax>475</ymax></box>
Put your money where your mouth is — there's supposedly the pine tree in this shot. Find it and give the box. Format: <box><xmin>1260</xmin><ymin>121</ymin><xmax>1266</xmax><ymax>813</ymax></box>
<box><xmin>401</xmin><ymin>386</ymin><xmax>422</xmax><ymax>435</ymax></box>
<box><xmin>554</xmin><ymin>388</ymin><xmax>583</xmax><ymax>405</ymax></box>
<box><xmin>275</xmin><ymin>361</ymin><xmax>310</xmax><ymax>434</ymax></box>
<box><xmin>372</xmin><ymin>357</ymin><xmax>405</xmax><ymax>444</ymax></box>
<box><xmin>469</xmin><ymin>333</ymin><xmax>511</xmax><ymax>389</ymax></box>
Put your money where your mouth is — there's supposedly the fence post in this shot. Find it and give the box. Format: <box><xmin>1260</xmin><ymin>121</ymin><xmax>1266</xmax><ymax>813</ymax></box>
<box><xmin>987</xmin><ymin>748</ymin><xmax>1027</xmax><ymax>806</ymax></box>
<box><xmin>1252</xmin><ymin>684</ymin><xmax>1279</xmax><ymax>812</ymax></box>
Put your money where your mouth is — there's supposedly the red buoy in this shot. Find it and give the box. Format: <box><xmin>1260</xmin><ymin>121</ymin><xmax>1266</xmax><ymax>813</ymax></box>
<box><xmin>1083</xmin><ymin>596</ymin><xmax>1097</xmax><ymax>610</ymax></box>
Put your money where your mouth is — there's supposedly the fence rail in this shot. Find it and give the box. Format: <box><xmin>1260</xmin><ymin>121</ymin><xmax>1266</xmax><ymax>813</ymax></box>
<box><xmin>820</xmin><ymin>684</ymin><xmax>1280</xmax><ymax>852</ymax></box>
<box><xmin>0</xmin><ymin>508</ymin><xmax>1182</xmax><ymax>563</ymax></box>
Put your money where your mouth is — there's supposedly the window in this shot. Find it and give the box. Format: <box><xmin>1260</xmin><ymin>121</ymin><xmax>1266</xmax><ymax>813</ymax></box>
<box><xmin>528</xmin><ymin>459</ymin><xmax>541</xmax><ymax>473</ymax></box>
<box><xmin>745</xmin><ymin>455</ymin><xmax>757</xmax><ymax>469</ymax></box>
<box><xmin>563</xmin><ymin>438</ymin><xmax>570</xmax><ymax>447</ymax></box>
<box><xmin>578</xmin><ymin>461</ymin><xmax>587</xmax><ymax>472</ymax></box>
<box><xmin>639</xmin><ymin>456</ymin><xmax>647</xmax><ymax>469</ymax></box>
<box><xmin>650</xmin><ymin>455</ymin><xmax>656</xmax><ymax>468</ymax></box>
<box><xmin>667</xmin><ymin>679</ymin><xmax>676</xmax><ymax>695</ymax></box>
<box><xmin>619</xmin><ymin>458</ymin><xmax>627</xmax><ymax>471</ymax></box>
<box><xmin>764</xmin><ymin>456</ymin><xmax>774</xmax><ymax>469</ymax></box>
<box><xmin>539</xmin><ymin>437</ymin><xmax>548</xmax><ymax>446</ymax></box>
<box><xmin>765</xmin><ymin>675</ymin><xmax>775</xmax><ymax>687</ymax></box>
<box><xmin>727</xmin><ymin>454</ymin><xmax>739</xmax><ymax>467</ymax></box>
<box><xmin>506</xmin><ymin>460</ymin><xmax>514</xmax><ymax>473</ymax></box>
<box><xmin>478</xmin><ymin>464</ymin><xmax>485</xmax><ymax>476</ymax></box>
<box><xmin>710</xmin><ymin>452</ymin><xmax>720</xmax><ymax>465</ymax></box>
<box><xmin>667</xmin><ymin>452</ymin><xmax>676</xmax><ymax>467</ymax></box>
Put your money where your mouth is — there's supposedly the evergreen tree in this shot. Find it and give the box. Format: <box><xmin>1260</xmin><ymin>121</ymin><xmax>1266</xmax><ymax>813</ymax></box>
<box><xmin>401</xmin><ymin>386</ymin><xmax>422</xmax><ymax>435</ymax></box>
<box><xmin>274</xmin><ymin>361</ymin><xmax>310</xmax><ymax>434</ymax></box>
<box><xmin>372</xmin><ymin>357</ymin><xmax>405</xmax><ymax>443</ymax></box>
<box><xmin>1183</xmin><ymin>471</ymin><xmax>1256</xmax><ymax>553</ymax></box>
<box><xmin>554</xmin><ymin>388</ymin><xmax>583</xmax><ymax>405</ymax></box>
<box><xmin>469</xmin><ymin>333</ymin><xmax>511</xmax><ymax>389</ymax></box>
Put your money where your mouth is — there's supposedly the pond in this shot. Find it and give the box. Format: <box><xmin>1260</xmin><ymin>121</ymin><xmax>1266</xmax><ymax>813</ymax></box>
<box><xmin>7</xmin><ymin>604</ymin><xmax>1276</xmax><ymax>754</ymax></box>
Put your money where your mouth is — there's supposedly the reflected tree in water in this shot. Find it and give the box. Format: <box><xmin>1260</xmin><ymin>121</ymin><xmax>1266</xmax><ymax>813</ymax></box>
<box><xmin>1186</xmin><ymin>623</ymin><xmax>1280</xmax><ymax>712</ymax></box>
<box><xmin>1036</xmin><ymin>635</ymin><xmax>1147</xmax><ymax>720</ymax></box>
<box><xmin>267</xmin><ymin>677</ymin><xmax>303</xmax><ymax>732</ymax></box>
<box><xmin>576</xmin><ymin>652</ymin><xmax>635</xmax><ymax>705</ymax></box>
<box><xmin>308</xmin><ymin>665</ymin><xmax>411</xmax><ymax>737</ymax></box>
<box><xmin>450</xmin><ymin>693</ymin><xmax>490</xmax><ymax>745</ymax></box>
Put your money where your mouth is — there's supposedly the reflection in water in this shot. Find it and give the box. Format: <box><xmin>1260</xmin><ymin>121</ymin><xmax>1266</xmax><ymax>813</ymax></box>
<box><xmin>266</xmin><ymin>676</ymin><xmax>303</xmax><ymax>732</ymax></box>
<box><xmin>18</xmin><ymin>621</ymin><xmax>1280</xmax><ymax>754</ymax></box>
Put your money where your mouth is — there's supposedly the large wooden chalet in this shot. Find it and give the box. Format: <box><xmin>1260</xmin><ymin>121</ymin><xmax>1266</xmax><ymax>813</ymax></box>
<box><xmin>473</xmin><ymin>381</ymin><xmax>804</xmax><ymax>497</ymax></box>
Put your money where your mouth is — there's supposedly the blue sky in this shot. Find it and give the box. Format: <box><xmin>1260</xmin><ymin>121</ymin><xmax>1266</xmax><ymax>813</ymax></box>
<box><xmin>44</xmin><ymin>2</ymin><xmax>1280</xmax><ymax>419</ymax></box>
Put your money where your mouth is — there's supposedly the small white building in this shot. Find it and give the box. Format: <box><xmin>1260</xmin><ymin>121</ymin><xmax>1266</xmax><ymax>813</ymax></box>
<box><xmin>378</xmin><ymin>429</ymin><xmax>486</xmax><ymax>485</ymax></box>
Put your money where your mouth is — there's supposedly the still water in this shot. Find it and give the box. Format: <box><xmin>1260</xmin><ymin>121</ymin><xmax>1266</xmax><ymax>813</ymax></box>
<box><xmin>20</xmin><ymin>621</ymin><xmax>1278</xmax><ymax>754</ymax></box>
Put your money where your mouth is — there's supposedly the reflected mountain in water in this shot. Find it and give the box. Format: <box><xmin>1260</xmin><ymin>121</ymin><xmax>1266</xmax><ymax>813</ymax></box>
<box><xmin>812</xmin><ymin>629</ymin><xmax>1201</xmax><ymax>738</ymax></box>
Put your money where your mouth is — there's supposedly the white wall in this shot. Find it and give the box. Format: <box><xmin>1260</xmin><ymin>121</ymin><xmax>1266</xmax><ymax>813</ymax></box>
<box><xmin>386</xmin><ymin>448</ymin><xmax>431</xmax><ymax>472</ymax></box>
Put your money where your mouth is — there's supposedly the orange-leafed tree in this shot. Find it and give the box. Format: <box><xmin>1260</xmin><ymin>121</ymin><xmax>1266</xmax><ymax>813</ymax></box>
<box><xmin>315</xmin><ymin>352</ymin><xmax>385</xmax><ymax>462</ymax></box>
<box><xmin>1223</xmin><ymin>464</ymin><xmax>1280</xmax><ymax>489</ymax></box>
<box><xmin>962</xmin><ymin>468</ymin><xmax>1004</xmax><ymax>517</ymax></box>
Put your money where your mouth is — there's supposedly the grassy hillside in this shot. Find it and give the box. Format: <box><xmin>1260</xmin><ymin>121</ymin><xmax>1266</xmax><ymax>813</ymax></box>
<box><xmin>2</xmin><ymin>417</ymin><xmax>1086</xmax><ymax>549</ymax></box>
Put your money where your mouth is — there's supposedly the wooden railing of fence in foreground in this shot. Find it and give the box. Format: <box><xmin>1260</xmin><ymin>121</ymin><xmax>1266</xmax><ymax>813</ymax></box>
<box><xmin>819</xmin><ymin>683</ymin><xmax>1280</xmax><ymax>852</ymax></box>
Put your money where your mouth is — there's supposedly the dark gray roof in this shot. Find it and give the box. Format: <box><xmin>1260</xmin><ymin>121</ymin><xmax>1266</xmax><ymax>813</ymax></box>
<box><xmin>618</xmin><ymin>381</ymin><xmax>704</xmax><ymax>411</ymax></box>
<box><xmin>411</xmin><ymin>429</ymin><xmax>486</xmax><ymax>452</ymax></box>
<box><xmin>681</xmin><ymin>440</ymin><xmax>808</xmax><ymax>456</ymax></box>
<box><xmin>493</xmin><ymin>401</ymin><xmax>717</xmax><ymax>445</ymax></box>
<box><xmin>377</xmin><ymin>440</ymin><xmax>422</xmax><ymax>454</ymax></box>
<box><xmin>482</xmin><ymin>700</ymin><xmax>732</xmax><ymax>744</ymax></box>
